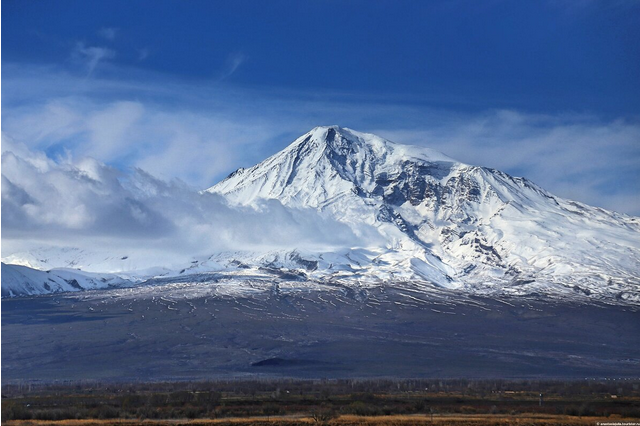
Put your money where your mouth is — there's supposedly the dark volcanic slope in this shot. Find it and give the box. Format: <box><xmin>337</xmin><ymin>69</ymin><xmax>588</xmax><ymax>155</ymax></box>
<box><xmin>2</xmin><ymin>283</ymin><xmax>639</xmax><ymax>382</ymax></box>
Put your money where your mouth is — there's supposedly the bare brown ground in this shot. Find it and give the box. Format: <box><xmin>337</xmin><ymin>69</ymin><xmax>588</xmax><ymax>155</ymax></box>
<box><xmin>5</xmin><ymin>413</ymin><xmax>640</xmax><ymax>426</ymax></box>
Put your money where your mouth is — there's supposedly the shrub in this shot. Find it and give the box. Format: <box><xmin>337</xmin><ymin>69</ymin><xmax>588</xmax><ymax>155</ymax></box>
<box><xmin>311</xmin><ymin>406</ymin><xmax>337</xmax><ymax>424</ymax></box>
<box><xmin>90</xmin><ymin>404</ymin><xmax>120</xmax><ymax>419</ymax></box>
<box><xmin>1</xmin><ymin>401</ymin><xmax>32</xmax><ymax>421</ymax></box>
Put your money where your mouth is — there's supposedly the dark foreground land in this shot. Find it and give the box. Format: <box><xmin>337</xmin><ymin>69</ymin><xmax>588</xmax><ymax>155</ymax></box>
<box><xmin>3</xmin><ymin>283</ymin><xmax>640</xmax><ymax>424</ymax></box>
<box><xmin>2</xmin><ymin>282</ymin><xmax>640</xmax><ymax>381</ymax></box>
<box><xmin>2</xmin><ymin>379</ymin><xmax>640</xmax><ymax>425</ymax></box>
<box><xmin>4</xmin><ymin>415</ymin><xmax>640</xmax><ymax>426</ymax></box>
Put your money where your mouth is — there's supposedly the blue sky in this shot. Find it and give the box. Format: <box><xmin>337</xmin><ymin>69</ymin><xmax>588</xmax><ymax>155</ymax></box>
<box><xmin>4</xmin><ymin>0</ymin><xmax>640</xmax><ymax>114</ymax></box>
<box><xmin>2</xmin><ymin>0</ymin><xmax>640</xmax><ymax>215</ymax></box>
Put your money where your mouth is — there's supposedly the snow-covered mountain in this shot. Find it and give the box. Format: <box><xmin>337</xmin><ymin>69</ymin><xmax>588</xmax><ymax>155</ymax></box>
<box><xmin>206</xmin><ymin>126</ymin><xmax>640</xmax><ymax>303</ymax></box>
<box><xmin>3</xmin><ymin>126</ymin><xmax>639</xmax><ymax>303</ymax></box>
<box><xmin>1</xmin><ymin>262</ymin><xmax>132</xmax><ymax>297</ymax></box>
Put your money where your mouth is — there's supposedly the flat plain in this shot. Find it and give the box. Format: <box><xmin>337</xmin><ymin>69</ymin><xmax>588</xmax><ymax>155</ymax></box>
<box><xmin>3</xmin><ymin>282</ymin><xmax>640</xmax><ymax>381</ymax></box>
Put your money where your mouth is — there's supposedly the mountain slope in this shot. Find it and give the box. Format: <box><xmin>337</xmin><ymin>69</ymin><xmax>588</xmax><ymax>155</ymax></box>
<box><xmin>1</xmin><ymin>262</ymin><xmax>132</xmax><ymax>297</ymax></box>
<box><xmin>207</xmin><ymin>126</ymin><xmax>640</xmax><ymax>303</ymax></box>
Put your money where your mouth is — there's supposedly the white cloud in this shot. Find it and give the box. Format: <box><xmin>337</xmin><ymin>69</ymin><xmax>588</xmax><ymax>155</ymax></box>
<box><xmin>72</xmin><ymin>43</ymin><xmax>116</xmax><ymax>76</ymax></box>
<box><xmin>218</xmin><ymin>52</ymin><xmax>246</xmax><ymax>81</ymax></box>
<box><xmin>97</xmin><ymin>27</ymin><xmax>118</xmax><ymax>41</ymax></box>
<box><xmin>85</xmin><ymin>101</ymin><xmax>145</xmax><ymax>161</ymax></box>
<box><xmin>134</xmin><ymin>127</ymin><xmax>235</xmax><ymax>185</ymax></box>
<box><xmin>3</xmin><ymin>101</ymin><xmax>83</xmax><ymax>148</ymax></box>
<box><xmin>138</xmin><ymin>48</ymin><xmax>150</xmax><ymax>61</ymax></box>
<box><xmin>2</xmin><ymin>97</ymin><xmax>282</xmax><ymax>188</ymax></box>
<box><xmin>1</xmin><ymin>138</ymin><xmax>375</xmax><ymax>265</ymax></box>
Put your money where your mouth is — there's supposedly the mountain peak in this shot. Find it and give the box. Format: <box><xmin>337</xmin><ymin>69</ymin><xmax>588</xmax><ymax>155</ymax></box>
<box><xmin>206</xmin><ymin>127</ymin><xmax>456</xmax><ymax>207</ymax></box>
<box><xmin>292</xmin><ymin>126</ymin><xmax>453</xmax><ymax>163</ymax></box>
<box><xmin>306</xmin><ymin>124</ymin><xmax>350</xmax><ymax>136</ymax></box>
<box><xmin>297</xmin><ymin>125</ymin><xmax>371</xmax><ymax>149</ymax></box>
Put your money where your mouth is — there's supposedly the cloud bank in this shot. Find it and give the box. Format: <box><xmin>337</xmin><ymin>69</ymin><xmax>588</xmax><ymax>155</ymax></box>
<box><xmin>1</xmin><ymin>135</ymin><xmax>381</xmax><ymax>270</ymax></box>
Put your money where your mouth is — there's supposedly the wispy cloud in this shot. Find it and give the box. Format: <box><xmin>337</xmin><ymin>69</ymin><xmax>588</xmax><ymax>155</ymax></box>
<box><xmin>2</xmin><ymin>96</ymin><xmax>278</xmax><ymax>188</ymax></box>
<box><xmin>85</xmin><ymin>101</ymin><xmax>145</xmax><ymax>161</ymax></box>
<box><xmin>138</xmin><ymin>48</ymin><xmax>150</xmax><ymax>61</ymax></box>
<box><xmin>218</xmin><ymin>52</ymin><xmax>246</xmax><ymax>81</ymax></box>
<box><xmin>72</xmin><ymin>42</ymin><xmax>116</xmax><ymax>76</ymax></box>
<box><xmin>2</xmin><ymin>63</ymin><xmax>639</xmax><ymax>216</ymax></box>
<box><xmin>97</xmin><ymin>27</ymin><xmax>119</xmax><ymax>41</ymax></box>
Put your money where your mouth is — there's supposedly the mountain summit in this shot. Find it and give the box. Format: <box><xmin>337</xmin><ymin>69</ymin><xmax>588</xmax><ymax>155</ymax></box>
<box><xmin>208</xmin><ymin>126</ymin><xmax>455</xmax><ymax>208</ymax></box>
<box><xmin>207</xmin><ymin>126</ymin><xmax>640</xmax><ymax>303</ymax></box>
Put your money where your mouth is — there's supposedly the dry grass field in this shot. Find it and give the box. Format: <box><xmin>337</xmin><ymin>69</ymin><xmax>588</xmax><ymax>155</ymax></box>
<box><xmin>3</xmin><ymin>380</ymin><xmax>639</xmax><ymax>426</ymax></box>
<box><xmin>4</xmin><ymin>413</ymin><xmax>640</xmax><ymax>425</ymax></box>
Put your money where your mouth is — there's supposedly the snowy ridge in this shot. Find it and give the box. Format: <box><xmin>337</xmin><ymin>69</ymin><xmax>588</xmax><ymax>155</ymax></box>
<box><xmin>1</xmin><ymin>262</ymin><xmax>132</xmax><ymax>297</ymax></box>
<box><xmin>3</xmin><ymin>126</ymin><xmax>640</xmax><ymax>304</ymax></box>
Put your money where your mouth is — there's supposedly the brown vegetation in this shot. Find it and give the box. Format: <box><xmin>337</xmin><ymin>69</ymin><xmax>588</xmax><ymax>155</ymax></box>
<box><xmin>2</xmin><ymin>379</ymin><xmax>639</xmax><ymax>425</ymax></box>
<box><xmin>4</xmin><ymin>413</ymin><xmax>640</xmax><ymax>425</ymax></box>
